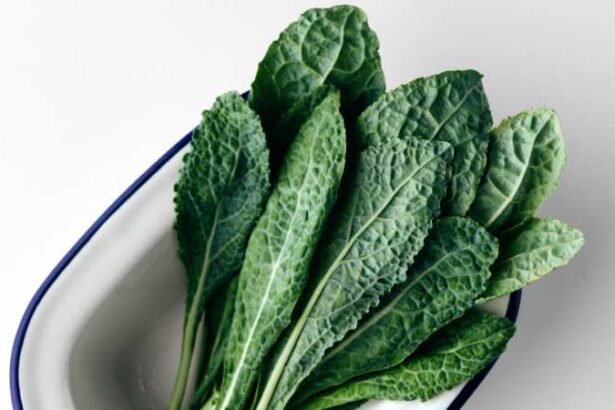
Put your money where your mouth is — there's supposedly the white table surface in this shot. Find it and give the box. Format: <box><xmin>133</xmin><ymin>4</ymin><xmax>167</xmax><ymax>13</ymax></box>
<box><xmin>1</xmin><ymin>0</ymin><xmax>613</xmax><ymax>408</ymax></box>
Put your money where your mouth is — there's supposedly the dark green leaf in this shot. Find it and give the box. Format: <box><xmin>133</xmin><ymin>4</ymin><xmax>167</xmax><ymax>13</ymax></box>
<box><xmin>169</xmin><ymin>92</ymin><xmax>270</xmax><ymax>409</ymax></box>
<box><xmin>269</xmin><ymin>85</ymin><xmax>338</xmax><ymax>173</ymax></box>
<box><xmin>295</xmin><ymin>217</ymin><xmax>497</xmax><ymax>402</ymax></box>
<box><xmin>478</xmin><ymin>218</ymin><xmax>584</xmax><ymax>303</ymax></box>
<box><xmin>217</xmin><ymin>91</ymin><xmax>346</xmax><ymax>409</ymax></box>
<box><xmin>249</xmin><ymin>5</ymin><xmax>385</xmax><ymax>130</ymax></box>
<box><xmin>298</xmin><ymin>310</ymin><xmax>515</xmax><ymax>410</ymax></box>
<box><xmin>469</xmin><ymin>108</ymin><xmax>565</xmax><ymax>232</ymax></box>
<box><xmin>355</xmin><ymin>70</ymin><xmax>493</xmax><ymax>215</ymax></box>
<box><xmin>256</xmin><ymin>139</ymin><xmax>453</xmax><ymax>410</ymax></box>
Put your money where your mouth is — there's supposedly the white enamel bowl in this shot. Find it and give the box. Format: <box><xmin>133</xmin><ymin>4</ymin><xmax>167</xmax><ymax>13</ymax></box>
<box><xmin>11</xmin><ymin>131</ymin><xmax>521</xmax><ymax>410</ymax></box>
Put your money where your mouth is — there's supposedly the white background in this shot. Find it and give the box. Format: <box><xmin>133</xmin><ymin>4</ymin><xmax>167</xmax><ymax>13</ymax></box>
<box><xmin>1</xmin><ymin>0</ymin><xmax>614</xmax><ymax>408</ymax></box>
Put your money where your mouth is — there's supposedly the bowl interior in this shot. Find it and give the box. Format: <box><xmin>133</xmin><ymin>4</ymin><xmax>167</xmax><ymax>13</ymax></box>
<box><xmin>69</xmin><ymin>230</ymin><xmax>188</xmax><ymax>409</ymax></box>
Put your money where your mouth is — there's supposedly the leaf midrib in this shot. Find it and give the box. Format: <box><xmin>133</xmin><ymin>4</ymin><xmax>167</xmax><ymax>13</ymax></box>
<box><xmin>301</xmin><ymin>9</ymin><xmax>353</xmax><ymax>83</ymax></box>
<box><xmin>427</xmin><ymin>82</ymin><xmax>482</xmax><ymax>141</ymax></box>
<box><xmin>318</xmin><ymin>244</ymin><xmax>474</xmax><ymax>367</ymax></box>
<box><xmin>256</xmin><ymin>149</ymin><xmax>445</xmax><ymax>409</ymax></box>
<box><xmin>188</xmin><ymin>135</ymin><xmax>243</xmax><ymax>311</ymax></box>
<box><xmin>483</xmin><ymin>113</ymin><xmax>554</xmax><ymax>228</ymax></box>
<box><xmin>434</xmin><ymin>333</ymin><xmax>502</xmax><ymax>356</ymax></box>
<box><xmin>171</xmin><ymin>153</ymin><xmax>236</xmax><ymax>408</ymax></box>
<box><xmin>386</xmin><ymin>78</ymin><xmax>480</xmax><ymax>152</ymax></box>
<box><xmin>219</xmin><ymin>136</ymin><xmax>317</xmax><ymax>409</ymax></box>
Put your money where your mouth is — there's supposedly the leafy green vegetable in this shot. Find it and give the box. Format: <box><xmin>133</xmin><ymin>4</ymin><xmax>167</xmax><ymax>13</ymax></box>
<box><xmin>269</xmin><ymin>85</ymin><xmax>338</xmax><ymax>173</ymax></box>
<box><xmin>255</xmin><ymin>139</ymin><xmax>453</xmax><ymax>410</ymax></box>
<box><xmin>478</xmin><ymin>218</ymin><xmax>584</xmax><ymax>303</ymax></box>
<box><xmin>192</xmin><ymin>278</ymin><xmax>239</xmax><ymax>409</ymax></box>
<box><xmin>294</xmin><ymin>217</ymin><xmax>498</xmax><ymax>402</ymax></box>
<box><xmin>217</xmin><ymin>91</ymin><xmax>346</xmax><ymax>410</ymax></box>
<box><xmin>170</xmin><ymin>92</ymin><xmax>270</xmax><ymax>410</ymax></box>
<box><xmin>355</xmin><ymin>70</ymin><xmax>492</xmax><ymax>215</ymax></box>
<box><xmin>249</xmin><ymin>5</ymin><xmax>385</xmax><ymax>130</ymax></box>
<box><xmin>297</xmin><ymin>310</ymin><xmax>515</xmax><ymax>410</ymax></box>
<box><xmin>469</xmin><ymin>108</ymin><xmax>565</xmax><ymax>232</ymax></box>
<box><xmin>168</xmin><ymin>6</ymin><xmax>585</xmax><ymax>409</ymax></box>
<box><xmin>270</xmin><ymin>85</ymin><xmax>337</xmax><ymax>147</ymax></box>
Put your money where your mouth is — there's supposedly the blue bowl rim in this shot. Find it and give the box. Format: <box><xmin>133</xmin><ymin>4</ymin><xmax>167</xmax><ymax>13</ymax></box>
<box><xmin>9</xmin><ymin>128</ymin><xmax>522</xmax><ymax>410</ymax></box>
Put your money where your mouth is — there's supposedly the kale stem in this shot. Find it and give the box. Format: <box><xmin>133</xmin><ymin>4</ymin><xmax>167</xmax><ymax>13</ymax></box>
<box><xmin>168</xmin><ymin>307</ymin><xmax>199</xmax><ymax>410</ymax></box>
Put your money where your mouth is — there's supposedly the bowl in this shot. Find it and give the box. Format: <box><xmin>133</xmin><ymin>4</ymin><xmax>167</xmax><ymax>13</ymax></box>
<box><xmin>10</xmin><ymin>130</ymin><xmax>521</xmax><ymax>410</ymax></box>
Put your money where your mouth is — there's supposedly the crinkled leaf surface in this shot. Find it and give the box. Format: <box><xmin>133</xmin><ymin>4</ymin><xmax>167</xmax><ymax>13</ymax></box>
<box><xmin>256</xmin><ymin>139</ymin><xmax>453</xmax><ymax>410</ymax></box>
<box><xmin>469</xmin><ymin>108</ymin><xmax>565</xmax><ymax>232</ymax></box>
<box><xmin>295</xmin><ymin>217</ymin><xmax>498</xmax><ymax>402</ymax></box>
<box><xmin>270</xmin><ymin>85</ymin><xmax>337</xmax><ymax>146</ymax></box>
<box><xmin>298</xmin><ymin>310</ymin><xmax>515</xmax><ymax>410</ymax></box>
<box><xmin>249</xmin><ymin>5</ymin><xmax>385</xmax><ymax>130</ymax></box>
<box><xmin>269</xmin><ymin>85</ymin><xmax>338</xmax><ymax>172</ymax></box>
<box><xmin>175</xmin><ymin>92</ymin><xmax>270</xmax><ymax>316</ymax></box>
<box><xmin>478</xmin><ymin>218</ymin><xmax>584</xmax><ymax>303</ymax></box>
<box><xmin>355</xmin><ymin>70</ymin><xmax>492</xmax><ymax>215</ymax></box>
<box><xmin>170</xmin><ymin>92</ymin><xmax>270</xmax><ymax>408</ymax></box>
<box><xmin>217</xmin><ymin>91</ymin><xmax>346</xmax><ymax>410</ymax></box>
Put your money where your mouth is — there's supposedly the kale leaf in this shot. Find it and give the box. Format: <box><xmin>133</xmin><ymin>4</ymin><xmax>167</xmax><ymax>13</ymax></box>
<box><xmin>355</xmin><ymin>70</ymin><xmax>493</xmax><ymax>215</ymax></box>
<box><xmin>298</xmin><ymin>310</ymin><xmax>515</xmax><ymax>410</ymax></box>
<box><xmin>255</xmin><ymin>139</ymin><xmax>453</xmax><ymax>410</ymax></box>
<box><xmin>249</xmin><ymin>5</ymin><xmax>385</xmax><ymax>130</ymax></box>
<box><xmin>294</xmin><ymin>217</ymin><xmax>498</xmax><ymax>402</ymax></box>
<box><xmin>170</xmin><ymin>92</ymin><xmax>270</xmax><ymax>409</ymax></box>
<box><xmin>216</xmin><ymin>91</ymin><xmax>346</xmax><ymax>410</ymax></box>
<box><xmin>469</xmin><ymin>108</ymin><xmax>565</xmax><ymax>232</ymax></box>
